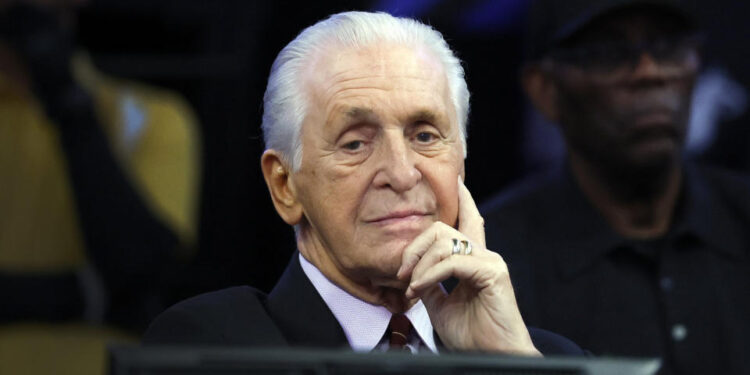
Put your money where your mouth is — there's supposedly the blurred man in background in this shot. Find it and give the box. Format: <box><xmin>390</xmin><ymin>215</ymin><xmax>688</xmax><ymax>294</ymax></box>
<box><xmin>0</xmin><ymin>0</ymin><xmax>200</xmax><ymax>373</ymax></box>
<box><xmin>481</xmin><ymin>1</ymin><xmax>750</xmax><ymax>374</ymax></box>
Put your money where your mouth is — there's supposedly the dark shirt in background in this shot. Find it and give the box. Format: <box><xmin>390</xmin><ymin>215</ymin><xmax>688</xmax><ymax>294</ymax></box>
<box><xmin>481</xmin><ymin>162</ymin><xmax>750</xmax><ymax>375</ymax></box>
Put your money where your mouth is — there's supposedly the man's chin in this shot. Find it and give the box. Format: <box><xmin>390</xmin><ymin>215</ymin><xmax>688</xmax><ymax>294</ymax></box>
<box><xmin>353</xmin><ymin>255</ymin><xmax>408</xmax><ymax>291</ymax></box>
<box><xmin>627</xmin><ymin>145</ymin><xmax>681</xmax><ymax>174</ymax></box>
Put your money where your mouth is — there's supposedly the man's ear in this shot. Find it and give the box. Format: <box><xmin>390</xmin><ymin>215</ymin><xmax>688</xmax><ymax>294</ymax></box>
<box><xmin>261</xmin><ymin>150</ymin><xmax>303</xmax><ymax>226</ymax></box>
<box><xmin>522</xmin><ymin>63</ymin><xmax>559</xmax><ymax>122</ymax></box>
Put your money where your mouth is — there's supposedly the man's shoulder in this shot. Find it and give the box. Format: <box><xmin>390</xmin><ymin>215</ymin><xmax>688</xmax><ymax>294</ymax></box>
<box><xmin>163</xmin><ymin>285</ymin><xmax>267</xmax><ymax>312</ymax></box>
<box><xmin>479</xmin><ymin>169</ymin><xmax>563</xmax><ymax>252</ymax></box>
<box><xmin>695</xmin><ymin>163</ymin><xmax>750</xmax><ymax>192</ymax></box>
<box><xmin>480</xmin><ymin>170</ymin><xmax>561</xmax><ymax>220</ymax></box>
<box><xmin>142</xmin><ymin>286</ymin><xmax>286</xmax><ymax>346</ymax></box>
<box><xmin>692</xmin><ymin>163</ymin><xmax>750</xmax><ymax>214</ymax></box>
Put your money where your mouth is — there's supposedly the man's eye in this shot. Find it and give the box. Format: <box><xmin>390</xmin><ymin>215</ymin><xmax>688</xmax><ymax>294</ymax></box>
<box><xmin>343</xmin><ymin>140</ymin><xmax>363</xmax><ymax>150</ymax></box>
<box><xmin>416</xmin><ymin>132</ymin><xmax>437</xmax><ymax>143</ymax></box>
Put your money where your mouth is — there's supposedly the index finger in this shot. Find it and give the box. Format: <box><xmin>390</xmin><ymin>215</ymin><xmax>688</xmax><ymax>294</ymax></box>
<box><xmin>457</xmin><ymin>176</ymin><xmax>486</xmax><ymax>247</ymax></box>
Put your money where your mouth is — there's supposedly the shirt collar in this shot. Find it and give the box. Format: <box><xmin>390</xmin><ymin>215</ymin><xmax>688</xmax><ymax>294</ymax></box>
<box><xmin>299</xmin><ymin>253</ymin><xmax>437</xmax><ymax>353</ymax></box>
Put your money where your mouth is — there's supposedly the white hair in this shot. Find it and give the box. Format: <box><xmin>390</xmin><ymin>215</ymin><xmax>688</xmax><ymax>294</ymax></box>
<box><xmin>261</xmin><ymin>11</ymin><xmax>470</xmax><ymax>170</ymax></box>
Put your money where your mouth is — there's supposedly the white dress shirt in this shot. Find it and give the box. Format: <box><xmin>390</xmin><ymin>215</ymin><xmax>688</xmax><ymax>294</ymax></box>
<box><xmin>299</xmin><ymin>253</ymin><xmax>438</xmax><ymax>353</ymax></box>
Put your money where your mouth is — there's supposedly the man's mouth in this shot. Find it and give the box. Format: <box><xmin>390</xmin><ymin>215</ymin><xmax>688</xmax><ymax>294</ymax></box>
<box><xmin>627</xmin><ymin>91</ymin><xmax>684</xmax><ymax>137</ymax></box>
<box><xmin>367</xmin><ymin>210</ymin><xmax>431</xmax><ymax>226</ymax></box>
<box><xmin>627</xmin><ymin>108</ymin><xmax>682</xmax><ymax>142</ymax></box>
<box><xmin>634</xmin><ymin>110</ymin><xmax>672</xmax><ymax>127</ymax></box>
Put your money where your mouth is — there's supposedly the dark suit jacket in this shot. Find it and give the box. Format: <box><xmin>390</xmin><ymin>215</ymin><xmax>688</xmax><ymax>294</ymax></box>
<box><xmin>144</xmin><ymin>253</ymin><xmax>585</xmax><ymax>355</ymax></box>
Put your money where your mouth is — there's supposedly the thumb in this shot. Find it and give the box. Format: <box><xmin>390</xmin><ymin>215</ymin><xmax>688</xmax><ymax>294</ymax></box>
<box><xmin>457</xmin><ymin>177</ymin><xmax>486</xmax><ymax>247</ymax></box>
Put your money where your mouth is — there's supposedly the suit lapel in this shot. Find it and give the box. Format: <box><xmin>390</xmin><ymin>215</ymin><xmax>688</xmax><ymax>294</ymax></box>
<box><xmin>266</xmin><ymin>252</ymin><xmax>349</xmax><ymax>348</ymax></box>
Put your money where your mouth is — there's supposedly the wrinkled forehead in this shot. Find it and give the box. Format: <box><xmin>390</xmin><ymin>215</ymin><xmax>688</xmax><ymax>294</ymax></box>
<box><xmin>298</xmin><ymin>42</ymin><xmax>455</xmax><ymax>133</ymax></box>
<box><xmin>305</xmin><ymin>42</ymin><xmax>448</xmax><ymax>92</ymax></box>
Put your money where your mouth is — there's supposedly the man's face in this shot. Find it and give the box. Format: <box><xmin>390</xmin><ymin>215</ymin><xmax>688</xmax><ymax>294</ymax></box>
<box><xmin>549</xmin><ymin>10</ymin><xmax>699</xmax><ymax>174</ymax></box>
<box><xmin>291</xmin><ymin>43</ymin><xmax>463</xmax><ymax>289</ymax></box>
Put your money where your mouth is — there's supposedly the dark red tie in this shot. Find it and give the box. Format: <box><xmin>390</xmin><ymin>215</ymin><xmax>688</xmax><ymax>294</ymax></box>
<box><xmin>388</xmin><ymin>314</ymin><xmax>412</xmax><ymax>350</ymax></box>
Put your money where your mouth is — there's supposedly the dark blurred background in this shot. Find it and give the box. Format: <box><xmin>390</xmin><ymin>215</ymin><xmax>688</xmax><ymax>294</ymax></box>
<box><xmin>74</xmin><ymin>0</ymin><xmax>750</xmax><ymax>302</ymax></box>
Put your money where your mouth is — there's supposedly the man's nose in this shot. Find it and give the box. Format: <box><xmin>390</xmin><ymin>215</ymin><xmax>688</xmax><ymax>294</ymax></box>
<box><xmin>373</xmin><ymin>134</ymin><xmax>421</xmax><ymax>192</ymax></box>
<box><xmin>629</xmin><ymin>52</ymin><xmax>664</xmax><ymax>81</ymax></box>
<box><xmin>629</xmin><ymin>50</ymin><xmax>695</xmax><ymax>82</ymax></box>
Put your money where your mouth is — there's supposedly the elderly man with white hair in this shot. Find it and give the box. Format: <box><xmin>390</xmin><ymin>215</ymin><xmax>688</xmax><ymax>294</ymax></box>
<box><xmin>144</xmin><ymin>11</ymin><xmax>583</xmax><ymax>355</ymax></box>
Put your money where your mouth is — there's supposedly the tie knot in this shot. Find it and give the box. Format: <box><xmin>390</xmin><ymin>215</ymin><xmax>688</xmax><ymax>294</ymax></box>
<box><xmin>388</xmin><ymin>313</ymin><xmax>412</xmax><ymax>350</ymax></box>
